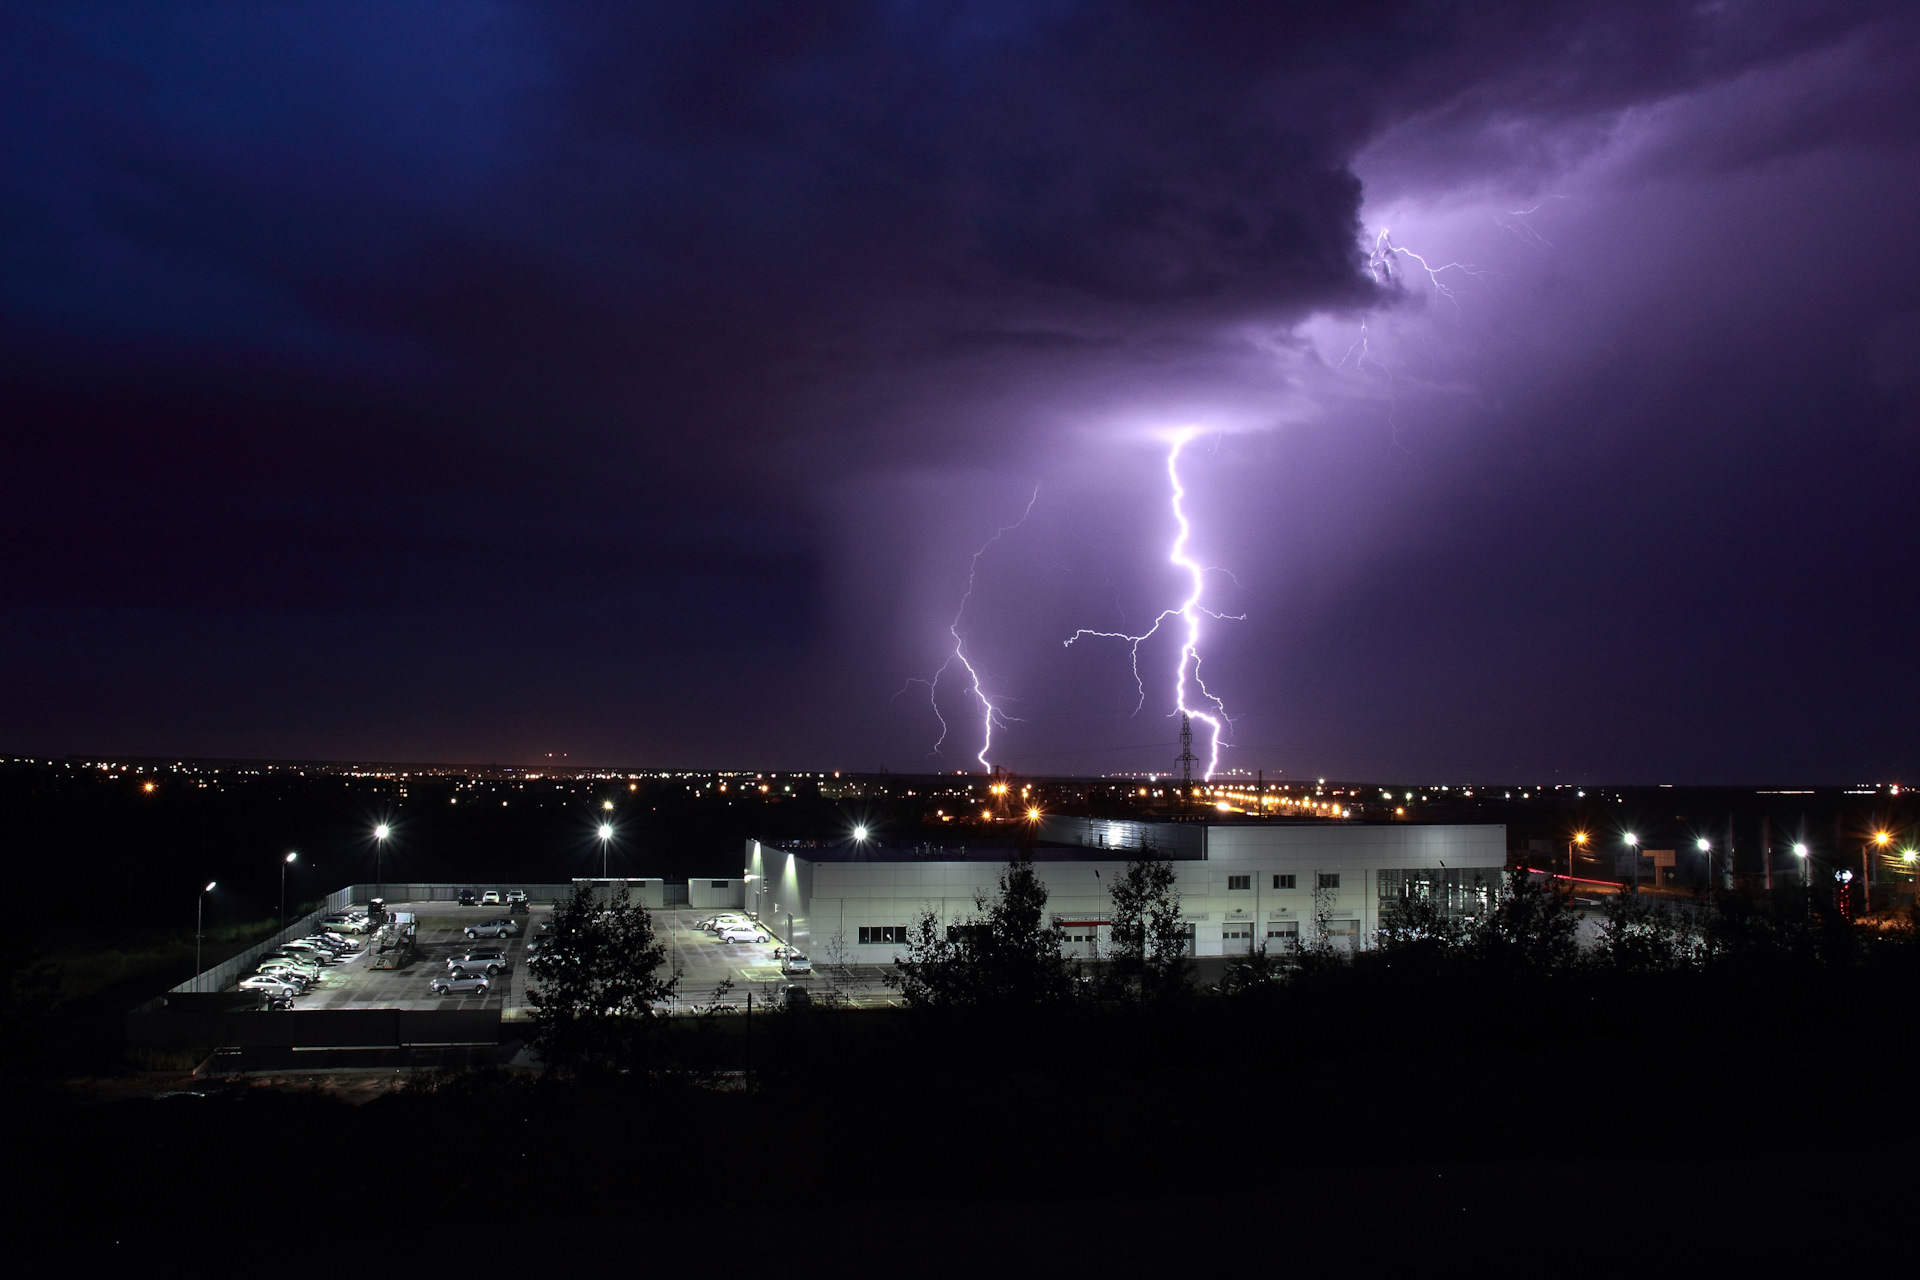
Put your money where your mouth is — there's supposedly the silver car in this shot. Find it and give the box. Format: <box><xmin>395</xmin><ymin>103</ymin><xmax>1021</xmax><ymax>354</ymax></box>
<box><xmin>447</xmin><ymin>950</ymin><xmax>510</xmax><ymax>975</ymax></box>
<box><xmin>429</xmin><ymin>971</ymin><xmax>490</xmax><ymax>996</ymax></box>
<box><xmin>464</xmin><ymin>918</ymin><xmax>520</xmax><ymax>939</ymax></box>
<box><xmin>238</xmin><ymin>975</ymin><xmax>302</xmax><ymax>999</ymax></box>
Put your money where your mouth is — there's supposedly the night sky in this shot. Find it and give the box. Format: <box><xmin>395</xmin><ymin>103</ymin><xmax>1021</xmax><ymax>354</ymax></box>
<box><xmin>3</xmin><ymin>2</ymin><xmax>1917</xmax><ymax>783</ymax></box>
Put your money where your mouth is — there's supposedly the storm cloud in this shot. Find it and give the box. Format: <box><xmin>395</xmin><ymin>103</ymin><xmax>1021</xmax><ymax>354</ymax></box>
<box><xmin>2</xmin><ymin>1</ymin><xmax>1916</xmax><ymax>780</ymax></box>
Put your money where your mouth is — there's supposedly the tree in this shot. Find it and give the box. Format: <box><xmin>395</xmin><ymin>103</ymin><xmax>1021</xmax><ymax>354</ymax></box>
<box><xmin>526</xmin><ymin>881</ymin><xmax>677</xmax><ymax>1080</ymax></box>
<box><xmin>1467</xmin><ymin>871</ymin><xmax>1580</xmax><ymax>976</ymax></box>
<box><xmin>1104</xmin><ymin>857</ymin><xmax>1190</xmax><ymax>1004</ymax></box>
<box><xmin>891</xmin><ymin>856</ymin><xmax>1074</xmax><ymax>1009</ymax></box>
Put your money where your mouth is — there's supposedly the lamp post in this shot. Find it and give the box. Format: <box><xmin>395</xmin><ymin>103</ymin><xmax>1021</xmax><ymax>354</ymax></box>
<box><xmin>1793</xmin><ymin>843</ymin><xmax>1809</xmax><ymax>886</ymax></box>
<box><xmin>1625</xmin><ymin>833</ymin><xmax>1640</xmax><ymax>894</ymax></box>
<box><xmin>1570</xmin><ymin>831</ymin><xmax>1589</xmax><ymax>879</ymax></box>
<box><xmin>280</xmin><ymin>852</ymin><xmax>297</xmax><ymax>930</ymax></box>
<box><xmin>1697</xmin><ymin>838</ymin><xmax>1713</xmax><ymax>895</ymax></box>
<box><xmin>372</xmin><ymin>824</ymin><xmax>390</xmax><ymax>894</ymax></box>
<box><xmin>196</xmin><ymin>880</ymin><xmax>216</xmax><ymax>992</ymax></box>
<box><xmin>597</xmin><ymin>822</ymin><xmax>614</xmax><ymax>878</ymax></box>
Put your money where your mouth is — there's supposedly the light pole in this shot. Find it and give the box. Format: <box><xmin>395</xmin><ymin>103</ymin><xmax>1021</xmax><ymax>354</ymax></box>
<box><xmin>1625</xmin><ymin>833</ymin><xmax>1640</xmax><ymax>894</ymax></box>
<box><xmin>196</xmin><ymin>880</ymin><xmax>216</xmax><ymax>991</ymax></box>
<box><xmin>1793</xmin><ymin>843</ymin><xmax>1809</xmax><ymax>886</ymax></box>
<box><xmin>1570</xmin><ymin>831</ymin><xmax>1589</xmax><ymax>879</ymax></box>
<box><xmin>280</xmin><ymin>852</ymin><xmax>297</xmax><ymax>930</ymax></box>
<box><xmin>373</xmin><ymin>824</ymin><xmax>390</xmax><ymax>894</ymax></box>
<box><xmin>1697</xmin><ymin>838</ymin><xmax>1713</xmax><ymax>895</ymax></box>
<box><xmin>597</xmin><ymin>822</ymin><xmax>614</xmax><ymax>878</ymax></box>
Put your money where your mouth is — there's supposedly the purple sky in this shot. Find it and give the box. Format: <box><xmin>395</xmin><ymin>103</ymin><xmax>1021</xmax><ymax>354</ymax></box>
<box><xmin>4</xmin><ymin>2</ymin><xmax>1918</xmax><ymax>782</ymax></box>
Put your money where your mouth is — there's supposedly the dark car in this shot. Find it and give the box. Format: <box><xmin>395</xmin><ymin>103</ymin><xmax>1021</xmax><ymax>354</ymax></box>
<box><xmin>457</xmin><ymin>888</ymin><xmax>477</xmax><ymax>907</ymax></box>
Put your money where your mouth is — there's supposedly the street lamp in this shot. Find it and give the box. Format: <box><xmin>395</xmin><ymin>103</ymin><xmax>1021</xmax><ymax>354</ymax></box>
<box><xmin>1624</xmin><ymin>833</ymin><xmax>1640</xmax><ymax>894</ymax></box>
<box><xmin>597</xmin><ymin>822</ymin><xmax>614</xmax><ymax>877</ymax></box>
<box><xmin>1793</xmin><ymin>842</ymin><xmax>1809</xmax><ymax>886</ymax></box>
<box><xmin>852</xmin><ymin>825</ymin><xmax>869</xmax><ymax>843</ymax></box>
<box><xmin>372</xmin><ymin>823</ymin><xmax>390</xmax><ymax>893</ymax></box>
<box><xmin>196</xmin><ymin>881</ymin><xmax>216</xmax><ymax>992</ymax></box>
<box><xmin>1697</xmin><ymin>837</ymin><xmax>1712</xmax><ymax>894</ymax></box>
<box><xmin>280</xmin><ymin>852</ymin><xmax>297</xmax><ymax>931</ymax></box>
<box><xmin>1570</xmin><ymin>831</ymin><xmax>1590</xmax><ymax>879</ymax></box>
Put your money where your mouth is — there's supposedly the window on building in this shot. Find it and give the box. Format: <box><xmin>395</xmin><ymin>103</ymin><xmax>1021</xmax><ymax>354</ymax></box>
<box><xmin>1318</xmin><ymin>873</ymin><xmax>1341</xmax><ymax>890</ymax></box>
<box><xmin>858</xmin><ymin>926</ymin><xmax>908</xmax><ymax>945</ymax></box>
<box><xmin>1227</xmin><ymin>875</ymin><xmax>1250</xmax><ymax>891</ymax></box>
<box><xmin>1273</xmin><ymin>874</ymin><xmax>1295</xmax><ymax>889</ymax></box>
<box><xmin>1265</xmin><ymin>921</ymin><xmax>1299</xmax><ymax>948</ymax></box>
<box><xmin>710</xmin><ymin>881</ymin><xmax>730</xmax><ymax>889</ymax></box>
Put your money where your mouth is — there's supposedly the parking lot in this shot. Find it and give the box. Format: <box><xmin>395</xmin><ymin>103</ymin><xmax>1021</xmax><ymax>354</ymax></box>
<box><xmin>267</xmin><ymin>901</ymin><xmax>901</xmax><ymax>1014</ymax></box>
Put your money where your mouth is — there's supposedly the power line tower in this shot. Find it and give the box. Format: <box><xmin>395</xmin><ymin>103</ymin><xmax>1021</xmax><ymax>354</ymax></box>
<box><xmin>1176</xmin><ymin>713</ymin><xmax>1195</xmax><ymax>810</ymax></box>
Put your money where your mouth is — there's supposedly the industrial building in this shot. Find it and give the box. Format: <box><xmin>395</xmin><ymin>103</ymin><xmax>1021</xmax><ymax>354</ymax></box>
<box><xmin>745</xmin><ymin>816</ymin><xmax>1507</xmax><ymax>962</ymax></box>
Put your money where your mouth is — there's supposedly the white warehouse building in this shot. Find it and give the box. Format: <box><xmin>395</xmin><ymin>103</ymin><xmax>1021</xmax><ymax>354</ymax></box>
<box><xmin>744</xmin><ymin>816</ymin><xmax>1507</xmax><ymax>963</ymax></box>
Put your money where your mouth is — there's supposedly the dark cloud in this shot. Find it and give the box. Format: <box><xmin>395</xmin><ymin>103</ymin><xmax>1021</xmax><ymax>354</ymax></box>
<box><xmin>1</xmin><ymin>1</ymin><xmax>1915</xmax><ymax>776</ymax></box>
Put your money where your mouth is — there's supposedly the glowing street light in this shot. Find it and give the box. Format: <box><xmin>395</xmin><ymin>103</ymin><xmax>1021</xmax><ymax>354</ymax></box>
<box><xmin>280</xmin><ymin>851</ymin><xmax>297</xmax><ymax>930</ymax></box>
<box><xmin>372</xmin><ymin>823</ymin><xmax>391</xmax><ymax>892</ymax></box>
<box><xmin>1027</xmin><ymin>807</ymin><xmax>1041</xmax><ymax>821</ymax></box>
<box><xmin>1570</xmin><ymin>831</ymin><xmax>1589</xmax><ymax>878</ymax></box>
<box><xmin>596</xmin><ymin>821</ymin><xmax>614</xmax><ymax>877</ymax></box>
<box><xmin>197</xmin><ymin>880</ymin><xmax>217</xmax><ymax>991</ymax></box>
<box><xmin>1624</xmin><ymin>832</ymin><xmax>1640</xmax><ymax>894</ymax></box>
<box><xmin>1696</xmin><ymin>837</ymin><xmax>1713</xmax><ymax>893</ymax></box>
<box><xmin>852</xmin><ymin>825</ymin><xmax>869</xmax><ymax>842</ymax></box>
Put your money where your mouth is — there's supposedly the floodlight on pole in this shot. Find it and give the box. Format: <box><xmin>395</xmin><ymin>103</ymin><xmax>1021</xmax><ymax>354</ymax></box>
<box><xmin>852</xmin><ymin>825</ymin><xmax>869</xmax><ymax>842</ymax></box>
<box><xmin>281</xmin><ymin>851</ymin><xmax>297</xmax><ymax>930</ymax></box>
<box><xmin>596</xmin><ymin>821</ymin><xmax>614</xmax><ymax>877</ymax></box>
<box><xmin>196</xmin><ymin>881</ymin><xmax>216</xmax><ymax>991</ymax></box>
<box><xmin>372</xmin><ymin>823</ymin><xmax>390</xmax><ymax>893</ymax></box>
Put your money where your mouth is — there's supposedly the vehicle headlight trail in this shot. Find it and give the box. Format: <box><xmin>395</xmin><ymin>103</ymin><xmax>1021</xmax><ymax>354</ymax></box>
<box><xmin>1064</xmin><ymin>429</ymin><xmax>1240</xmax><ymax>779</ymax></box>
<box><xmin>898</xmin><ymin>486</ymin><xmax>1039</xmax><ymax>768</ymax></box>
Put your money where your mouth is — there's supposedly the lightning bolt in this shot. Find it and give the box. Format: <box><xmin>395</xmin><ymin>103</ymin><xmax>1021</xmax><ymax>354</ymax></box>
<box><xmin>1365</xmin><ymin>228</ymin><xmax>1488</xmax><ymax>302</ymax></box>
<box><xmin>899</xmin><ymin>486</ymin><xmax>1039</xmax><ymax>768</ymax></box>
<box><xmin>1065</xmin><ymin>429</ymin><xmax>1239</xmax><ymax>778</ymax></box>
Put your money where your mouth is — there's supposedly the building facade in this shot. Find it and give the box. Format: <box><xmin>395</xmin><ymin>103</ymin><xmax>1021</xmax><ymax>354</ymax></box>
<box><xmin>745</xmin><ymin>817</ymin><xmax>1506</xmax><ymax>963</ymax></box>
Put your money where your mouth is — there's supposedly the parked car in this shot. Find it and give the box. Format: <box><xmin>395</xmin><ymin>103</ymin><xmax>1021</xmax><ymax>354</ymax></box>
<box><xmin>275</xmin><ymin>943</ymin><xmax>334</xmax><ymax>965</ymax></box>
<box><xmin>253</xmin><ymin>964</ymin><xmax>313</xmax><ymax>991</ymax></box>
<box><xmin>429</xmin><ymin>971</ymin><xmax>490</xmax><ymax>996</ymax></box>
<box><xmin>319</xmin><ymin>914</ymin><xmax>368</xmax><ymax>935</ymax></box>
<box><xmin>505</xmin><ymin>889</ymin><xmax>528</xmax><ymax>906</ymax></box>
<box><xmin>447</xmin><ymin>950</ymin><xmax>511</xmax><ymax>975</ymax></box>
<box><xmin>465</xmin><ymin>918</ymin><xmax>521</xmax><ymax>939</ymax></box>
<box><xmin>781</xmin><ymin>985</ymin><xmax>812</xmax><ymax>1010</ymax></box>
<box><xmin>481</xmin><ymin>890</ymin><xmax>502</xmax><ymax>906</ymax></box>
<box><xmin>238</xmin><ymin>975</ymin><xmax>302</xmax><ymax>999</ymax></box>
<box><xmin>779</xmin><ymin>952</ymin><xmax>812</xmax><ymax>975</ymax></box>
<box><xmin>256</xmin><ymin>958</ymin><xmax>320</xmax><ymax>983</ymax></box>
<box><xmin>309</xmin><ymin>931</ymin><xmax>357</xmax><ymax>952</ymax></box>
<box><xmin>717</xmin><ymin>925</ymin><xmax>770</xmax><ymax>944</ymax></box>
<box><xmin>457</xmin><ymin>888</ymin><xmax>477</xmax><ymax>906</ymax></box>
<box><xmin>700</xmin><ymin>914</ymin><xmax>750</xmax><ymax>933</ymax></box>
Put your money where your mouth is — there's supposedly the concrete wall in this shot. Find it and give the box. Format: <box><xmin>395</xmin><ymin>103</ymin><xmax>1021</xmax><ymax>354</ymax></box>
<box><xmin>127</xmin><ymin>1006</ymin><xmax>500</xmax><ymax>1051</ymax></box>
<box><xmin>744</xmin><ymin>841</ymin><xmax>815</xmax><ymax>956</ymax></box>
<box><xmin>688</xmin><ymin>877</ymin><xmax>746</xmax><ymax>910</ymax></box>
<box><xmin>572</xmin><ymin>878</ymin><xmax>665</xmax><ymax>908</ymax></box>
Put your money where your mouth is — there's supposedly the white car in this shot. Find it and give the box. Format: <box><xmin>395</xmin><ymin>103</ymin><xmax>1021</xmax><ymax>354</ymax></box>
<box><xmin>238</xmin><ymin>975</ymin><xmax>302</xmax><ymax>999</ymax></box>
<box><xmin>429</xmin><ymin>971</ymin><xmax>490</xmax><ymax>996</ymax></box>
<box><xmin>465</xmin><ymin>918</ymin><xmax>521</xmax><ymax>939</ymax></box>
<box><xmin>481</xmin><ymin>890</ymin><xmax>502</xmax><ymax>906</ymax></box>
<box><xmin>779</xmin><ymin>953</ymin><xmax>812</xmax><ymax>975</ymax></box>
<box><xmin>717</xmin><ymin>925</ymin><xmax>769</xmax><ymax>944</ymax></box>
